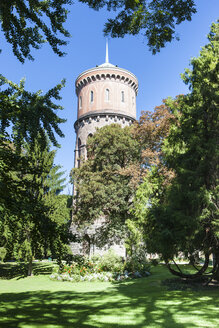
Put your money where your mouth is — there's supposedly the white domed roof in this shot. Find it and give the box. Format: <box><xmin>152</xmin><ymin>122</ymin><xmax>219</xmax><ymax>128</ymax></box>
<box><xmin>98</xmin><ymin>62</ymin><xmax>116</xmax><ymax>68</ymax></box>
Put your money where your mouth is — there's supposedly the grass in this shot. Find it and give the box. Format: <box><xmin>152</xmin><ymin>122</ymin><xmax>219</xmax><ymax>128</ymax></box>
<box><xmin>0</xmin><ymin>263</ymin><xmax>218</xmax><ymax>328</ymax></box>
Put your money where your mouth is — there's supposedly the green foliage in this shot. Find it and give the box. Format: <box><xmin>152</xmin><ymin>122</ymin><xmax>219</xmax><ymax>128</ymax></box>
<box><xmin>79</xmin><ymin>0</ymin><xmax>196</xmax><ymax>54</ymax></box>
<box><xmin>0</xmin><ymin>137</ymin><xmax>72</xmax><ymax>275</ymax></box>
<box><xmin>0</xmin><ymin>247</ymin><xmax>6</xmax><ymax>262</ymax></box>
<box><xmin>71</xmin><ymin>124</ymin><xmax>140</xmax><ymax>245</ymax></box>
<box><xmin>124</xmin><ymin>257</ymin><xmax>150</xmax><ymax>274</ymax></box>
<box><xmin>124</xmin><ymin>248</ymin><xmax>150</xmax><ymax>274</ymax></box>
<box><xmin>0</xmin><ymin>0</ymin><xmax>72</xmax><ymax>62</ymax></box>
<box><xmin>53</xmin><ymin>249</ymin><xmax>151</xmax><ymax>282</ymax></box>
<box><xmin>125</xmin><ymin>218</ymin><xmax>144</xmax><ymax>256</ymax></box>
<box><xmin>0</xmin><ymin>75</ymin><xmax>68</xmax><ymax>276</ymax></box>
<box><xmin>0</xmin><ymin>76</ymin><xmax>66</xmax><ymax>148</ymax></box>
<box><xmin>0</xmin><ymin>0</ymin><xmax>71</xmax><ymax>276</ymax></box>
<box><xmin>133</xmin><ymin>21</ymin><xmax>219</xmax><ymax>281</ymax></box>
<box><xmin>46</xmin><ymin>165</ymin><xmax>66</xmax><ymax>194</ymax></box>
<box><xmin>164</xmin><ymin>21</ymin><xmax>219</xmax><ymax>257</ymax></box>
<box><xmin>0</xmin><ymin>0</ymin><xmax>197</xmax><ymax>59</ymax></box>
<box><xmin>92</xmin><ymin>249</ymin><xmax>124</xmax><ymax>273</ymax></box>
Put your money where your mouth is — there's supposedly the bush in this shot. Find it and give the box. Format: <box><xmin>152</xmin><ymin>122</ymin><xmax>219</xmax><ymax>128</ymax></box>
<box><xmin>92</xmin><ymin>249</ymin><xmax>124</xmax><ymax>273</ymax></box>
<box><xmin>50</xmin><ymin>249</ymin><xmax>151</xmax><ymax>283</ymax></box>
<box><xmin>124</xmin><ymin>251</ymin><xmax>150</xmax><ymax>274</ymax></box>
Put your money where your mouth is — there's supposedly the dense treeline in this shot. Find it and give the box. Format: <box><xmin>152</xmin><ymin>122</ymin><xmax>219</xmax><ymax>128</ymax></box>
<box><xmin>72</xmin><ymin>22</ymin><xmax>219</xmax><ymax>283</ymax></box>
<box><xmin>0</xmin><ymin>1</ymin><xmax>217</xmax><ymax>280</ymax></box>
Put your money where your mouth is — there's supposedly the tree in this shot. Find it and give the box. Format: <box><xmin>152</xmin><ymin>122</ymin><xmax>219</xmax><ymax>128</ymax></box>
<box><xmin>133</xmin><ymin>21</ymin><xmax>219</xmax><ymax>282</ymax></box>
<box><xmin>132</xmin><ymin>99</ymin><xmax>176</xmax><ymax>179</ymax></box>
<box><xmin>70</xmin><ymin>124</ymin><xmax>140</xmax><ymax>248</ymax></box>
<box><xmin>0</xmin><ymin>76</ymin><xmax>66</xmax><ymax>149</ymax></box>
<box><xmin>0</xmin><ymin>137</ymin><xmax>72</xmax><ymax>275</ymax></box>
<box><xmin>0</xmin><ymin>0</ymin><xmax>69</xmax><ymax>149</ymax></box>
<box><xmin>0</xmin><ymin>76</ymin><xmax>66</xmax><ymax>223</ymax></box>
<box><xmin>0</xmin><ymin>1</ymin><xmax>72</xmax><ymax>273</ymax></box>
<box><xmin>0</xmin><ymin>1</ymin><xmax>198</xmax><ymax>58</ymax></box>
<box><xmin>127</xmin><ymin>99</ymin><xmax>177</xmax><ymax>255</ymax></box>
<box><xmin>0</xmin><ymin>0</ymin><xmax>72</xmax><ymax>63</ymax></box>
<box><xmin>79</xmin><ymin>0</ymin><xmax>196</xmax><ymax>54</ymax></box>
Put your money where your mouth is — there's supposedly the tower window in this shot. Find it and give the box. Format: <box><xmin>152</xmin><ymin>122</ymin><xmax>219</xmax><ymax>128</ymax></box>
<box><xmin>90</xmin><ymin>90</ymin><xmax>94</xmax><ymax>103</ymax></box>
<box><xmin>121</xmin><ymin>91</ymin><xmax>125</xmax><ymax>103</ymax></box>
<box><xmin>105</xmin><ymin>88</ymin><xmax>110</xmax><ymax>102</ymax></box>
<box><xmin>79</xmin><ymin>96</ymin><xmax>82</xmax><ymax>108</ymax></box>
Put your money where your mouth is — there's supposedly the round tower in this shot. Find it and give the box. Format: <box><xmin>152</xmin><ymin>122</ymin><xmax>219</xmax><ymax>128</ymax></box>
<box><xmin>74</xmin><ymin>44</ymin><xmax>138</xmax><ymax>168</ymax></box>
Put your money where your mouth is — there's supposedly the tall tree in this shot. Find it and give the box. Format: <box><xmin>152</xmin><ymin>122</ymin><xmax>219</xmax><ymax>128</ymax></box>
<box><xmin>0</xmin><ymin>76</ymin><xmax>66</xmax><ymax>220</ymax></box>
<box><xmin>127</xmin><ymin>99</ymin><xmax>177</xmax><ymax>254</ymax></box>
<box><xmin>0</xmin><ymin>1</ymin><xmax>71</xmax><ymax>272</ymax></box>
<box><xmin>0</xmin><ymin>137</ymin><xmax>72</xmax><ymax>275</ymax></box>
<box><xmin>71</xmin><ymin>124</ymin><xmax>140</xmax><ymax>247</ymax></box>
<box><xmin>133</xmin><ymin>21</ymin><xmax>219</xmax><ymax>282</ymax></box>
<box><xmin>79</xmin><ymin>0</ymin><xmax>196</xmax><ymax>54</ymax></box>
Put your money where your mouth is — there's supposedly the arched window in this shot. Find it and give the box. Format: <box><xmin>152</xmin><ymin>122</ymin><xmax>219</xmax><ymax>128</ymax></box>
<box><xmin>90</xmin><ymin>90</ymin><xmax>94</xmax><ymax>103</ymax></box>
<box><xmin>105</xmin><ymin>88</ymin><xmax>109</xmax><ymax>102</ymax></box>
<box><xmin>79</xmin><ymin>96</ymin><xmax>82</xmax><ymax>108</ymax></box>
<box><xmin>121</xmin><ymin>91</ymin><xmax>125</xmax><ymax>103</ymax></box>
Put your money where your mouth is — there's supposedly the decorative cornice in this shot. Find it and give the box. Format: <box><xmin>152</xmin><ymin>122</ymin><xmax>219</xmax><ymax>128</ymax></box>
<box><xmin>75</xmin><ymin>68</ymin><xmax>138</xmax><ymax>96</ymax></box>
<box><xmin>74</xmin><ymin>111</ymin><xmax>135</xmax><ymax>131</ymax></box>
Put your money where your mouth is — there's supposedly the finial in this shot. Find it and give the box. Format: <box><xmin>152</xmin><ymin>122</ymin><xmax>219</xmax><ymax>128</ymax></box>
<box><xmin>105</xmin><ymin>39</ymin><xmax>109</xmax><ymax>63</ymax></box>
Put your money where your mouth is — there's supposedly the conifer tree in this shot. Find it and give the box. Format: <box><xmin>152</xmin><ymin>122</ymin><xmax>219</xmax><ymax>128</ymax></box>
<box><xmin>0</xmin><ymin>137</ymin><xmax>72</xmax><ymax>275</ymax></box>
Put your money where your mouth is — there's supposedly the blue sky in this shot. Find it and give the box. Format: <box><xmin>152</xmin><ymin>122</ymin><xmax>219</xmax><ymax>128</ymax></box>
<box><xmin>1</xmin><ymin>0</ymin><xmax>218</xmax><ymax>194</ymax></box>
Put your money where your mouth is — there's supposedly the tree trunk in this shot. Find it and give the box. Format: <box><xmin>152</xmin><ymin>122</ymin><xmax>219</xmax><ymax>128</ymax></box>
<box><xmin>165</xmin><ymin>253</ymin><xmax>210</xmax><ymax>279</ymax></box>
<box><xmin>212</xmin><ymin>253</ymin><xmax>216</xmax><ymax>267</ymax></box>
<box><xmin>27</xmin><ymin>256</ymin><xmax>33</xmax><ymax>276</ymax></box>
<box><xmin>211</xmin><ymin>251</ymin><xmax>219</xmax><ymax>282</ymax></box>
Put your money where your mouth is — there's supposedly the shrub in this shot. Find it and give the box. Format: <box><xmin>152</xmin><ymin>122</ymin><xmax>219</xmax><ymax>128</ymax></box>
<box><xmin>124</xmin><ymin>253</ymin><xmax>150</xmax><ymax>274</ymax></box>
<box><xmin>92</xmin><ymin>249</ymin><xmax>124</xmax><ymax>273</ymax></box>
<box><xmin>50</xmin><ymin>250</ymin><xmax>151</xmax><ymax>283</ymax></box>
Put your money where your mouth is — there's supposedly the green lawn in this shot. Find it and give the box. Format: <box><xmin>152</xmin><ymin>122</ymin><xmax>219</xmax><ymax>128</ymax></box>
<box><xmin>0</xmin><ymin>263</ymin><xmax>218</xmax><ymax>328</ymax></box>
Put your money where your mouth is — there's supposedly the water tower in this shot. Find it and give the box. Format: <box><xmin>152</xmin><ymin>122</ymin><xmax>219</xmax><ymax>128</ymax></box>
<box><xmin>72</xmin><ymin>43</ymin><xmax>138</xmax><ymax>256</ymax></box>
<box><xmin>74</xmin><ymin>42</ymin><xmax>138</xmax><ymax>167</ymax></box>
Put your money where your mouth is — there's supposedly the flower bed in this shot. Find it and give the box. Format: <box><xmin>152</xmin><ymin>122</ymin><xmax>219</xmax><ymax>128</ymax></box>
<box><xmin>50</xmin><ymin>251</ymin><xmax>151</xmax><ymax>283</ymax></box>
<box><xmin>50</xmin><ymin>272</ymin><xmax>114</xmax><ymax>282</ymax></box>
<box><xmin>50</xmin><ymin>269</ymin><xmax>151</xmax><ymax>283</ymax></box>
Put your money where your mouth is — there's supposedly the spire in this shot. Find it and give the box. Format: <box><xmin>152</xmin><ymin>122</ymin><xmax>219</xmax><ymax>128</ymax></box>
<box><xmin>98</xmin><ymin>39</ymin><xmax>115</xmax><ymax>68</ymax></box>
<box><xmin>105</xmin><ymin>39</ymin><xmax>109</xmax><ymax>63</ymax></box>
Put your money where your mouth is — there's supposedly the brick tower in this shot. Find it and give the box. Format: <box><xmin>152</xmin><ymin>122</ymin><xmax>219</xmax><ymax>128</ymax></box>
<box><xmin>74</xmin><ymin>42</ymin><xmax>138</xmax><ymax>168</ymax></box>
<box><xmin>72</xmin><ymin>43</ymin><xmax>138</xmax><ymax>256</ymax></box>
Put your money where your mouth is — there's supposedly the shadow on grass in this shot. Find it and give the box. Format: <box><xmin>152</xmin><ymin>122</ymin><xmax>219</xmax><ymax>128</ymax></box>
<box><xmin>0</xmin><ymin>278</ymin><xmax>218</xmax><ymax>328</ymax></box>
<box><xmin>0</xmin><ymin>262</ymin><xmax>54</xmax><ymax>279</ymax></box>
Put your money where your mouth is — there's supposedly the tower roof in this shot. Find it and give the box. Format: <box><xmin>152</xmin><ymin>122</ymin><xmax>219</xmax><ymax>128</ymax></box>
<box><xmin>98</xmin><ymin>39</ymin><xmax>116</xmax><ymax>68</ymax></box>
<box><xmin>75</xmin><ymin>40</ymin><xmax>138</xmax><ymax>88</ymax></box>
